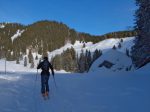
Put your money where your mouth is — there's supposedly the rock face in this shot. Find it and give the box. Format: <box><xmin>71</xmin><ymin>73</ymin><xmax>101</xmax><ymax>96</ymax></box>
<box><xmin>131</xmin><ymin>0</ymin><xmax>150</xmax><ymax>68</ymax></box>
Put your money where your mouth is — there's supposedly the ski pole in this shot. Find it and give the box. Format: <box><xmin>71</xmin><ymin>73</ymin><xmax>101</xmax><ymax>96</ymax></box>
<box><xmin>36</xmin><ymin>69</ymin><xmax>38</xmax><ymax>81</ymax></box>
<box><xmin>34</xmin><ymin>69</ymin><xmax>38</xmax><ymax>89</ymax></box>
<box><xmin>33</xmin><ymin>69</ymin><xmax>38</xmax><ymax>112</ymax></box>
<box><xmin>53</xmin><ymin>75</ymin><xmax>57</xmax><ymax>89</ymax></box>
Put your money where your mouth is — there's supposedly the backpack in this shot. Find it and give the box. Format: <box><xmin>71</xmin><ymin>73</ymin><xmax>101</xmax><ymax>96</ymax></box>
<box><xmin>42</xmin><ymin>60</ymin><xmax>49</xmax><ymax>71</ymax></box>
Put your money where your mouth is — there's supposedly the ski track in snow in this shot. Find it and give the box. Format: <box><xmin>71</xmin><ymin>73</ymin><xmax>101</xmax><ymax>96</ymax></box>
<box><xmin>0</xmin><ymin>66</ymin><xmax>150</xmax><ymax>112</ymax></box>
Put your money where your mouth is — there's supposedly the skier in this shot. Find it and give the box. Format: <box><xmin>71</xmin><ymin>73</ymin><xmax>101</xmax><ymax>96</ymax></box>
<box><xmin>37</xmin><ymin>56</ymin><xmax>54</xmax><ymax>98</ymax></box>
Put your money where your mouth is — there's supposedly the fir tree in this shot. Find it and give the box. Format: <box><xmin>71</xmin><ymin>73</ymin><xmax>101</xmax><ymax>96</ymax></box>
<box><xmin>28</xmin><ymin>49</ymin><xmax>32</xmax><ymax>63</ymax></box>
<box><xmin>85</xmin><ymin>50</ymin><xmax>92</xmax><ymax>72</ymax></box>
<box><xmin>126</xmin><ymin>48</ymin><xmax>130</xmax><ymax>57</ymax></box>
<box><xmin>118</xmin><ymin>43</ymin><xmax>121</xmax><ymax>49</ymax></box>
<box><xmin>83</xmin><ymin>43</ymin><xmax>86</xmax><ymax>48</ymax></box>
<box><xmin>30</xmin><ymin>58</ymin><xmax>34</xmax><ymax>68</ymax></box>
<box><xmin>112</xmin><ymin>45</ymin><xmax>116</xmax><ymax>50</ymax></box>
<box><xmin>131</xmin><ymin>0</ymin><xmax>150</xmax><ymax>67</ymax></box>
<box><xmin>35</xmin><ymin>55</ymin><xmax>38</xmax><ymax>60</ymax></box>
<box><xmin>93</xmin><ymin>49</ymin><xmax>102</xmax><ymax>62</ymax></box>
<box><xmin>15</xmin><ymin>52</ymin><xmax>20</xmax><ymax>64</ymax></box>
<box><xmin>78</xmin><ymin>49</ymin><xmax>86</xmax><ymax>73</ymax></box>
<box><xmin>24</xmin><ymin>56</ymin><xmax>27</xmax><ymax>67</ymax></box>
<box><xmin>120</xmin><ymin>39</ymin><xmax>123</xmax><ymax>43</ymax></box>
<box><xmin>16</xmin><ymin>57</ymin><xmax>20</xmax><ymax>64</ymax></box>
<box><xmin>87</xmin><ymin>50</ymin><xmax>92</xmax><ymax>67</ymax></box>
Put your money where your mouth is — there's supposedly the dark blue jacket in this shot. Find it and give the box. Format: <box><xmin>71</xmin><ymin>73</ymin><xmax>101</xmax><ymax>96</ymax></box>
<box><xmin>37</xmin><ymin>60</ymin><xmax>54</xmax><ymax>76</ymax></box>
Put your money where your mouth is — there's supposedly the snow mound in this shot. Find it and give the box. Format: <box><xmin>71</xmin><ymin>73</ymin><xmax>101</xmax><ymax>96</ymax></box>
<box><xmin>11</xmin><ymin>30</ymin><xmax>25</xmax><ymax>42</ymax></box>
<box><xmin>90</xmin><ymin>49</ymin><xmax>132</xmax><ymax>72</ymax></box>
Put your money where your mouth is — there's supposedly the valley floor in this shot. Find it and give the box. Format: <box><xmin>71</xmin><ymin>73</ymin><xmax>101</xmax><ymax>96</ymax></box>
<box><xmin>0</xmin><ymin>64</ymin><xmax>150</xmax><ymax>112</ymax></box>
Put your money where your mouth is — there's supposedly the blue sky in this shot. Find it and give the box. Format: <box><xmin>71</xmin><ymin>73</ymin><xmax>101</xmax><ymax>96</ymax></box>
<box><xmin>0</xmin><ymin>0</ymin><xmax>137</xmax><ymax>35</ymax></box>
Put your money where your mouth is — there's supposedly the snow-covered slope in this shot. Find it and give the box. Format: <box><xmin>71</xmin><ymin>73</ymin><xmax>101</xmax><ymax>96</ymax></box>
<box><xmin>48</xmin><ymin>37</ymin><xmax>135</xmax><ymax>59</ymax></box>
<box><xmin>0</xmin><ymin>63</ymin><xmax>150</xmax><ymax>112</ymax></box>
<box><xmin>90</xmin><ymin>49</ymin><xmax>132</xmax><ymax>72</ymax></box>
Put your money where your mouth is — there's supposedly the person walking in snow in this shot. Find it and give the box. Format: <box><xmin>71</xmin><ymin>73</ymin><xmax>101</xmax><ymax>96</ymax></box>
<box><xmin>37</xmin><ymin>57</ymin><xmax>54</xmax><ymax>98</ymax></box>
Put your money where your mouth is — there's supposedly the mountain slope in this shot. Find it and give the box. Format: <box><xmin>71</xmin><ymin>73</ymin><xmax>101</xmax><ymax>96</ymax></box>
<box><xmin>48</xmin><ymin>36</ymin><xmax>135</xmax><ymax>58</ymax></box>
<box><xmin>0</xmin><ymin>20</ymin><xmax>136</xmax><ymax>60</ymax></box>
<box><xmin>0</xmin><ymin>21</ymin><xmax>137</xmax><ymax>72</ymax></box>
<box><xmin>0</xmin><ymin>37</ymin><xmax>135</xmax><ymax>73</ymax></box>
